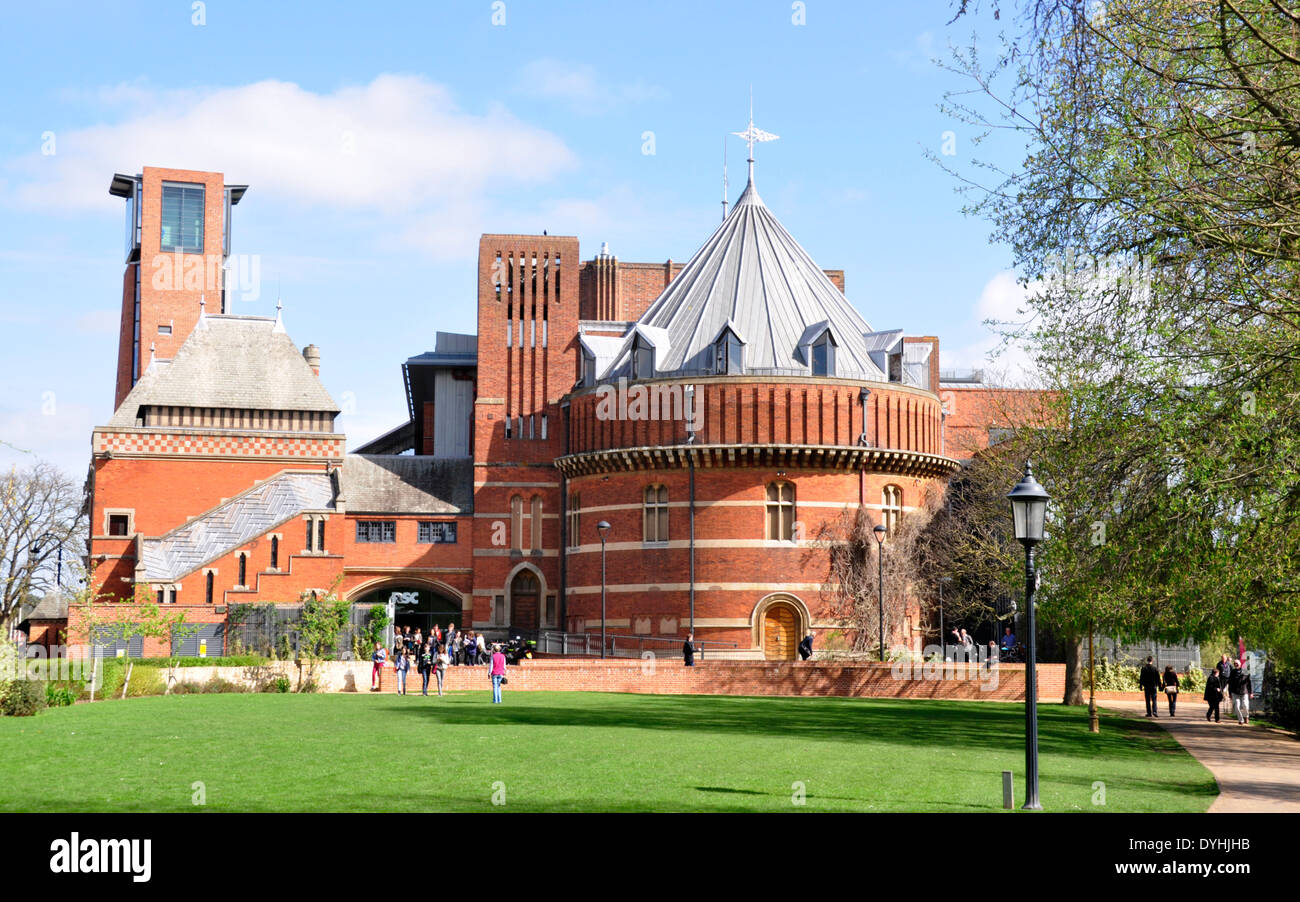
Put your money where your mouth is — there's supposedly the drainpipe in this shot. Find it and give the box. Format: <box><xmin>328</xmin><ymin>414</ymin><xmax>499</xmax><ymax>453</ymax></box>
<box><xmin>858</xmin><ymin>387</ymin><xmax>871</xmax><ymax>506</ymax></box>
<box><xmin>558</xmin><ymin>400</ymin><xmax>570</xmax><ymax>633</ymax></box>
<box><xmin>686</xmin><ymin>385</ymin><xmax>696</xmax><ymax>634</ymax></box>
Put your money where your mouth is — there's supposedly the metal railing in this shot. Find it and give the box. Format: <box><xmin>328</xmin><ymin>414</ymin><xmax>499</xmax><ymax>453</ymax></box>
<box><xmin>529</xmin><ymin>630</ymin><xmax>737</xmax><ymax>660</ymax></box>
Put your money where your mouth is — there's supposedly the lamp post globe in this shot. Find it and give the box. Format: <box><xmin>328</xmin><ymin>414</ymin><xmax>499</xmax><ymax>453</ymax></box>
<box><xmin>596</xmin><ymin>521</ymin><xmax>612</xmax><ymax>659</ymax></box>
<box><xmin>1006</xmin><ymin>461</ymin><xmax>1049</xmax><ymax>810</ymax></box>
<box><xmin>873</xmin><ymin>523</ymin><xmax>887</xmax><ymax>662</ymax></box>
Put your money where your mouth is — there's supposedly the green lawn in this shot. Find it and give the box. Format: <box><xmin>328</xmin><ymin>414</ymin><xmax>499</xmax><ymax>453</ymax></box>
<box><xmin>0</xmin><ymin>692</ymin><xmax>1217</xmax><ymax>812</ymax></box>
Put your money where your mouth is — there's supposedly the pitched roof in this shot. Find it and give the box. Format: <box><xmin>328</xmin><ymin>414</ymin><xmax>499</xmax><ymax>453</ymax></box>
<box><xmin>140</xmin><ymin>471</ymin><xmax>336</xmax><ymax>581</ymax></box>
<box><xmin>109</xmin><ymin>314</ymin><xmax>339</xmax><ymax>426</ymax></box>
<box><xmin>337</xmin><ymin>455</ymin><xmax>473</xmax><ymax>515</ymax></box>
<box><xmin>608</xmin><ymin>177</ymin><xmax>887</xmax><ymax>380</ymax></box>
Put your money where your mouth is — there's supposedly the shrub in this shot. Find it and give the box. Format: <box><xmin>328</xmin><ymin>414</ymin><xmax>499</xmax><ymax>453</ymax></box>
<box><xmin>1269</xmin><ymin>664</ymin><xmax>1300</xmax><ymax>734</ymax></box>
<box><xmin>273</xmin><ymin>675</ymin><xmax>291</xmax><ymax>693</ymax></box>
<box><xmin>298</xmin><ymin>678</ymin><xmax>320</xmax><ymax>693</ymax></box>
<box><xmin>1086</xmin><ymin>658</ymin><xmax>1141</xmax><ymax>692</ymax></box>
<box><xmin>45</xmin><ymin>684</ymin><xmax>78</xmax><ymax>707</ymax></box>
<box><xmin>0</xmin><ymin>636</ymin><xmax>18</xmax><ymax>708</ymax></box>
<box><xmin>124</xmin><ymin>665</ymin><xmax>165</xmax><ymax>697</ymax></box>
<box><xmin>169</xmin><ymin>681</ymin><xmax>199</xmax><ymax>695</ymax></box>
<box><xmin>201</xmin><ymin>676</ymin><xmax>246</xmax><ymax>694</ymax></box>
<box><xmin>3</xmin><ymin>679</ymin><xmax>47</xmax><ymax>716</ymax></box>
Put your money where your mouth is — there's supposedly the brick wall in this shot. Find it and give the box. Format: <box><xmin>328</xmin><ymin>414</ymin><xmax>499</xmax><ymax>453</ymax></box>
<box><xmin>372</xmin><ymin>658</ymin><xmax>1071</xmax><ymax>702</ymax></box>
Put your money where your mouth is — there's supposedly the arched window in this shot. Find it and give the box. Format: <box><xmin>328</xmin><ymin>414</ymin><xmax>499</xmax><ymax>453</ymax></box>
<box><xmin>270</xmin><ymin>536</ymin><xmax>279</xmax><ymax>570</ymax></box>
<box><xmin>237</xmin><ymin>553</ymin><xmax>247</xmax><ymax>587</ymax></box>
<box><xmin>530</xmin><ymin>495</ymin><xmax>543</xmax><ymax>552</ymax></box>
<box><xmin>882</xmin><ymin>484</ymin><xmax>903</xmax><ymax>536</ymax></box>
<box><xmin>643</xmin><ymin>484</ymin><xmax>669</xmax><ymax>543</ymax></box>
<box><xmin>715</xmin><ymin>330</ymin><xmax>743</xmax><ymax>374</ymax></box>
<box><xmin>510</xmin><ymin>495</ymin><xmax>523</xmax><ymax>552</ymax></box>
<box><xmin>205</xmin><ymin>571</ymin><xmax>214</xmax><ymax>605</ymax></box>
<box><xmin>811</xmin><ymin>332</ymin><xmax>836</xmax><ymax>376</ymax></box>
<box><xmin>766</xmin><ymin>481</ymin><xmax>796</xmax><ymax>541</ymax></box>
<box><xmin>632</xmin><ymin>335</ymin><xmax>655</xmax><ymax>380</ymax></box>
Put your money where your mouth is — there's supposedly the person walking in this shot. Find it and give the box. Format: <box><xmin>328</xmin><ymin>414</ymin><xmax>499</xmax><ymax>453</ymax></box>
<box><xmin>445</xmin><ymin>623</ymin><xmax>457</xmax><ymax>665</ymax></box>
<box><xmin>418</xmin><ymin>641</ymin><xmax>433</xmax><ymax>696</ymax></box>
<box><xmin>1162</xmin><ymin>664</ymin><xmax>1179</xmax><ymax>716</ymax></box>
<box><xmin>1203</xmin><ymin>667</ymin><xmax>1223</xmax><ymax>722</ymax></box>
<box><xmin>1217</xmin><ymin>654</ymin><xmax>1232</xmax><ymax>687</ymax></box>
<box><xmin>435</xmin><ymin>643</ymin><xmax>449</xmax><ymax>697</ymax></box>
<box><xmin>683</xmin><ymin>632</ymin><xmax>695</xmax><ymax>667</ymax></box>
<box><xmin>489</xmin><ymin>644</ymin><xmax>507</xmax><ymax>704</ymax></box>
<box><xmin>1228</xmin><ymin>661</ymin><xmax>1252</xmax><ymax>725</ymax></box>
<box><xmin>370</xmin><ymin>641</ymin><xmax>387</xmax><ymax>692</ymax></box>
<box><xmin>1138</xmin><ymin>656</ymin><xmax>1161</xmax><ymax>717</ymax></box>
<box><xmin>476</xmin><ymin>631</ymin><xmax>487</xmax><ymax>665</ymax></box>
<box><xmin>393</xmin><ymin>648</ymin><xmax>410</xmax><ymax>696</ymax></box>
<box><xmin>798</xmin><ymin>632</ymin><xmax>813</xmax><ymax>661</ymax></box>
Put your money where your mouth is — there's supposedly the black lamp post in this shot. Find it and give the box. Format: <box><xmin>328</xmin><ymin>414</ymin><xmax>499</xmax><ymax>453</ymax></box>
<box><xmin>938</xmin><ymin>576</ymin><xmax>952</xmax><ymax>661</ymax></box>
<box><xmin>597</xmin><ymin>520</ymin><xmax>611</xmax><ymax>659</ymax></box>
<box><xmin>31</xmin><ymin>532</ymin><xmax>63</xmax><ymax>589</ymax></box>
<box><xmin>1007</xmin><ymin>461</ymin><xmax>1049</xmax><ymax>811</ymax></box>
<box><xmin>873</xmin><ymin>523</ymin><xmax>887</xmax><ymax>662</ymax></box>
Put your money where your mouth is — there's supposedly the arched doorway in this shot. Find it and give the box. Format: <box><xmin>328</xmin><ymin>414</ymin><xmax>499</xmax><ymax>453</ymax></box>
<box><xmin>352</xmin><ymin>586</ymin><xmax>463</xmax><ymax>636</ymax></box>
<box><xmin>763</xmin><ymin>602</ymin><xmax>799</xmax><ymax>660</ymax></box>
<box><xmin>510</xmin><ymin>570</ymin><xmax>540</xmax><ymax>631</ymax></box>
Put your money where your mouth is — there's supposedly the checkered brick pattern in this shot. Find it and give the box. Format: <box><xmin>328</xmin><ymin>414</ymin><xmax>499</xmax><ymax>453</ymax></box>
<box><xmin>94</xmin><ymin>430</ymin><xmax>343</xmax><ymax>458</ymax></box>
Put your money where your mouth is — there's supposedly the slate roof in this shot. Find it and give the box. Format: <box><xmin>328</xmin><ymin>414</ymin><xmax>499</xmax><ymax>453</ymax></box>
<box><xmin>604</xmin><ymin>177</ymin><xmax>887</xmax><ymax>380</ymax></box>
<box><xmin>19</xmin><ymin>591</ymin><xmax>68</xmax><ymax>622</ymax></box>
<box><xmin>139</xmin><ymin>472</ymin><xmax>336</xmax><ymax>581</ymax></box>
<box><xmin>336</xmin><ymin>455</ymin><xmax>473</xmax><ymax>515</ymax></box>
<box><xmin>110</xmin><ymin>314</ymin><xmax>340</xmax><ymax>426</ymax></box>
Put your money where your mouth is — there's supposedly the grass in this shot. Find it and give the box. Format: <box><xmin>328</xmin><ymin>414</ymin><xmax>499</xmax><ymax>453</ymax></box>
<box><xmin>0</xmin><ymin>691</ymin><xmax>1217</xmax><ymax>812</ymax></box>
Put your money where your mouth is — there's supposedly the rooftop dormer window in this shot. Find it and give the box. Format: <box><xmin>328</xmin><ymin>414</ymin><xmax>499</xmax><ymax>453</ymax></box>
<box><xmin>811</xmin><ymin>332</ymin><xmax>837</xmax><ymax>376</ymax></box>
<box><xmin>632</xmin><ymin>335</ymin><xmax>655</xmax><ymax>380</ymax></box>
<box><xmin>715</xmin><ymin>328</ymin><xmax>744</xmax><ymax>375</ymax></box>
<box><xmin>582</xmin><ymin>349</ymin><xmax>597</xmax><ymax>387</ymax></box>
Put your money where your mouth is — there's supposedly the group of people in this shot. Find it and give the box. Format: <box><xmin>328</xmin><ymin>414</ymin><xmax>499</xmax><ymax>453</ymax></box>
<box><xmin>1138</xmin><ymin>653</ymin><xmax>1254</xmax><ymax>725</ymax></box>
<box><xmin>370</xmin><ymin>623</ymin><xmax>509</xmax><ymax>702</ymax></box>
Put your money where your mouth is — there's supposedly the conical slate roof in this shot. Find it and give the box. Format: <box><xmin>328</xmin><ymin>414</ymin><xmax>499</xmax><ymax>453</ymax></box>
<box><xmin>618</xmin><ymin>177</ymin><xmax>886</xmax><ymax>379</ymax></box>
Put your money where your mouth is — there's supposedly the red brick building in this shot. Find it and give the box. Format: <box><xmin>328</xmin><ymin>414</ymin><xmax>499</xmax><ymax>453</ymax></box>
<box><xmin>79</xmin><ymin>161</ymin><xmax>1031</xmax><ymax>660</ymax></box>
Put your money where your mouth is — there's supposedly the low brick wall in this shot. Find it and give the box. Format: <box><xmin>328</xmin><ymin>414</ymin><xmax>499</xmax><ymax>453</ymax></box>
<box><xmin>160</xmin><ymin>658</ymin><xmax>1164</xmax><ymax>705</ymax></box>
<box><xmin>366</xmin><ymin>659</ymin><xmax>1072</xmax><ymax>702</ymax></box>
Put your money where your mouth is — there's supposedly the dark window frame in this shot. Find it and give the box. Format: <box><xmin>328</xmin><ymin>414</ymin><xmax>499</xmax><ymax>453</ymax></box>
<box><xmin>355</xmin><ymin>520</ymin><xmax>397</xmax><ymax>544</ymax></box>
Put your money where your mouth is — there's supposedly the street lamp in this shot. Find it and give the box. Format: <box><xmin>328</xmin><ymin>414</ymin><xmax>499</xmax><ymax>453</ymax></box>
<box><xmin>31</xmin><ymin>532</ymin><xmax>63</xmax><ymax>589</ymax></box>
<box><xmin>1007</xmin><ymin>460</ymin><xmax>1050</xmax><ymax>811</ymax></box>
<box><xmin>597</xmin><ymin>520</ymin><xmax>611</xmax><ymax>660</ymax></box>
<box><xmin>873</xmin><ymin>523</ymin><xmax>887</xmax><ymax>662</ymax></box>
<box><xmin>938</xmin><ymin>576</ymin><xmax>952</xmax><ymax>661</ymax></box>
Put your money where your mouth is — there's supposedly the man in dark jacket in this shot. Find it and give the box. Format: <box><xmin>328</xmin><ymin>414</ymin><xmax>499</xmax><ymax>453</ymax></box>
<box><xmin>683</xmin><ymin>632</ymin><xmax>695</xmax><ymax>667</ymax></box>
<box><xmin>798</xmin><ymin>633</ymin><xmax>813</xmax><ymax>660</ymax></box>
<box><xmin>1138</xmin><ymin>656</ymin><xmax>1161</xmax><ymax>717</ymax></box>
<box><xmin>1204</xmin><ymin>668</ymin><xmax>1223</xmax><ymax>722</ymax></box>
<box><xmin>1228</xmin><ymin>662</ymin><xmax>1252</xmax><ymax>725</ymax></box>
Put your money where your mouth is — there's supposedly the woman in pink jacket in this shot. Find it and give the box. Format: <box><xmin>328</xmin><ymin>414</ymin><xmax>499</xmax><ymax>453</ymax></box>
<box><xmin>490</xmin><ymin>645</ymin><xmax>507</xmax><ymax>704</ymax></box>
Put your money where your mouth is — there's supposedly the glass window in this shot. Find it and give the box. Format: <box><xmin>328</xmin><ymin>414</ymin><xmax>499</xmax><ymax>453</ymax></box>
<box><xmin>530</xmin><ymin>496</ymin><xmax>543</xmax><ymax>552</ymax></box>
<box><xmin>108</xmin><ymin>514</ymin><xmax>129</xmax><ymax>536</ymax></box>
<box><xmin>811</xmin><ymin>333</ymin><xmax>836</xmax><ymax>376</ymax></box>
<box><xmin>633</xmin><ymin>337</ymin><xmax>654</xmax><ymax>379</ymax></box>
<box><xmin>882</xmin><ymin>485</ymin><xmax>903</xmax><ymax>536</ymax></box>
<box><xmin>766</xmin><ymin>481</ymin><xmax>796</xmax><ymax>541</ymax></box>
<box><xmin>716</xmin><ymin>331</ymin><xmax>743</xmax><ymax>374</ymax></box>
<box><xmin>418</xmin><ymin>521</ymin><xmax>458</xmax><ymax>544</ymax></box>
<box><xmin>643</xmin><ymin>484</ymin><xmax>669</xmax><ymax>542</ymax></box>
<box><xmin>270</xmin><ymin>536</ymin><xmax>279</xmax><ymax>569</ymax></box>
<box><xmin>355</xmin><ymin>520</ymin><xmax>396</xmax><ymax>543</ymax></box>
<box><xmin>238</xmin><ymin>554</ymin><xmax>247</xmax><ymax>587</ymax></box>
<box><xmin>567</xmin><ymin>493</ymin><xmax>580</xmax><ymax>549</ymax></box>
<box><xmin>160</xmin><ymin>183</ymin><xmax>205</xmax><ymax>253</ymax></box>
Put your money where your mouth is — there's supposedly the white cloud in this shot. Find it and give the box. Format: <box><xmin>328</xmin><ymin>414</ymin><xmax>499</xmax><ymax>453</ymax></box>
<box><xmin>6</xmin><ymin>75</ymin><xmax>576</xmax><ymax>214</ymax></box>
<box><xmin>517</xmin><ymin>59</ymin><xmax>667</xmax><ymax>112</ymax></box>
<box><xmin>942</xmin><ymin>269</ymin><xmax>1040</xmax><ymax>382</ymax></box>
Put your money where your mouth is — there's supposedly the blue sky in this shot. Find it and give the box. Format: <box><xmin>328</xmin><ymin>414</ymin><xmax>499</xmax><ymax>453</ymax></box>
<box><xmin>0</xmin><ymin>0</ymin><xmax>1028</xmax><ymax>476</ymax></box>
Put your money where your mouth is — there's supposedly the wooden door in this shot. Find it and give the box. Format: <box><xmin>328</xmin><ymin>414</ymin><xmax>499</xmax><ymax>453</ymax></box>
<box><xmin>764</xmin><ymin>604</ymin><xmax>797</xmax><ymax>660</ymax></box>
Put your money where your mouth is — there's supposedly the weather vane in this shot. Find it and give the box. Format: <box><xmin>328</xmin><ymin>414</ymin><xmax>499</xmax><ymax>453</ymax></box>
<box><xmin>732</xmin><ymin>89</ymin><xmax>778</xmax><ymax>183</ymax></box>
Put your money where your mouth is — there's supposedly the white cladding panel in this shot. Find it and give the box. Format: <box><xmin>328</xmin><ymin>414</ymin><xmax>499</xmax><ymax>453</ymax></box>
<box><xmin>434</xmin><ymin>370</ymin><xmax>473</xmax><ymax>458</ymax></box>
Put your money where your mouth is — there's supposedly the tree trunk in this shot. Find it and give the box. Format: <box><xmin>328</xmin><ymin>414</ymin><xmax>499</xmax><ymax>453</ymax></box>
<box><xmin>1063</xmin><ymin>632</ymin><xmax>1085</xmax><ymax>705</ymax></box>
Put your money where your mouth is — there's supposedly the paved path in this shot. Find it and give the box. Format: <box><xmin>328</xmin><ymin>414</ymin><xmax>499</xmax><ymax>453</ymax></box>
<box><xmin>1101</xmin><ymin>700</ymin><xmax>1300</xmax><ymax>812</ymax></box>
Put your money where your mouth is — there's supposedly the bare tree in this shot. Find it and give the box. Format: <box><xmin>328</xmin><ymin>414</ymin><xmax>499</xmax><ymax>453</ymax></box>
<box><xmin>0</xmin><ymin>462</ymin><xmax>87</xmax><ymax>632</ymax></box>
<box><xmin>814</xmin><ymin>490</ymin><xmax>943</xmax><ymax>657</ymax></box>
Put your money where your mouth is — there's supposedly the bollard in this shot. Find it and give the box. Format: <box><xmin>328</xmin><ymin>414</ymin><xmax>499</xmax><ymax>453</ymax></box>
<box><xmin>1002</xmin><ymin>770</ymin><xmax>1014</xmax><ymax>809</ymax></box>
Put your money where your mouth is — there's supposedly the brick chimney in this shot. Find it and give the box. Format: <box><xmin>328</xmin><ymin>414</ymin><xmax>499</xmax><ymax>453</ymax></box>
<box><xmin>303</xmin><ymin>344</ymin><xmax>321</xmax><ymax>377</ymax></box>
